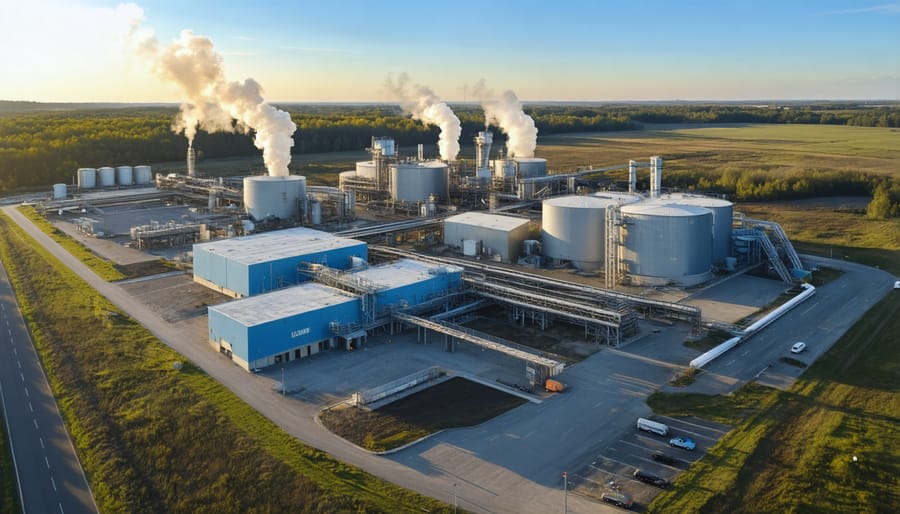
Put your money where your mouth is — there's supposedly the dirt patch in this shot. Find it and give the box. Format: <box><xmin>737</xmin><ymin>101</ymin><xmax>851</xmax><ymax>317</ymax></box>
<box><xmin>463</xmin><ymin>306</ymin><xmax>600</xmax><ymax>360</ymax></box>
<box><xmin>319</xmin><ymin>377</ymin><xmax>527</xmax><ymax>452</ymax></box>
<box><xmin>116</xmin><ymin>259</ymin><xmax>179</xmax><ymax>279</ymax></box>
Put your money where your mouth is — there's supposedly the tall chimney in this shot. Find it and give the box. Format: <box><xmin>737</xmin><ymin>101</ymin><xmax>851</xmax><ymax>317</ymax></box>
<box><xmin>628</xmin><ymin>160</ymin><xmax>637</xmax><ymax>193</ymax></box>
<box><xmin>650</xmin><ymin>156</ymin><xmax>663</xmax><ymax>198</ymax></box>
<box><xmin>187</xmin><ymin>146</ymin><xmax>197</xmax><ymax>178</ymax></box>
<box><xmin>475</xmin><ymin>131</ymin><xmax>493</xmax><ymax>171</ymax></box>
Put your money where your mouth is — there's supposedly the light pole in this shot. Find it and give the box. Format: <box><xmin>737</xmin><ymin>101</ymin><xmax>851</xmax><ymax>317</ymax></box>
<box><xmin>562</xmin><ymin>471</ymin><xmax>567</xmax><ymax>514</ymax></box>
<box><xmin>453</xmin><ymin>482</ymin><xmax>458</xmax><ymax>513</ymax></box>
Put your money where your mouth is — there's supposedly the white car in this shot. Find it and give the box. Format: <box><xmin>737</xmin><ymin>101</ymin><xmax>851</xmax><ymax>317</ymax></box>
<box><xmin>790</xmin><ymin>342</ymin><xmax>807</xmax><ymax>354</ymax></box>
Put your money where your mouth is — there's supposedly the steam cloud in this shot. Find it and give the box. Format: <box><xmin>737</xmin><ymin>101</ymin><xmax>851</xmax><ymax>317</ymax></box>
<box><xmin>473</xmin><ymin>80</ymin><xmax>538</xmax><ymax>158</ymax></box>
<box><xmin>385</xmin><ymin>74</ymin><xmax>461</xmax><ymax>161</ymax></box>
<box><xmin>128</xmin><ymin>10</ymin><xmax>295</xmax><ymax>176</ymax></box>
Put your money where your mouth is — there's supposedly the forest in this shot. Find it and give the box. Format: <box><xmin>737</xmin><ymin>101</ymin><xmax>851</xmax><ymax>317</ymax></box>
<box><xmin>0</xmin><ymin>102</ymin><xmax>898</xmax><ymax>216</ymax></box>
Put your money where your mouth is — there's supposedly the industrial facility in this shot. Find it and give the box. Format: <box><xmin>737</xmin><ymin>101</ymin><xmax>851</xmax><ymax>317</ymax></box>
<box><xmin>35</xmin><ymin>118</ymin><xmax>809</xmax><ymax>389</ymax></box>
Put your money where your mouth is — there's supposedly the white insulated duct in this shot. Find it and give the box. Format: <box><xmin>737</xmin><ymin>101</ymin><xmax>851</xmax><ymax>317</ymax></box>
<box><xmin>650</xmin><ymin>156</ymin><xmax>663</xmax><ymax>198</ymax></box>
<box><xmin>628</xmin><ymin>160</ymin><xmax>637</xmax><ymax>193</ymax></box>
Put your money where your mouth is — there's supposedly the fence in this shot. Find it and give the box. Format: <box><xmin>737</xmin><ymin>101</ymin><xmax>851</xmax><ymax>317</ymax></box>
<box><xmin>351</xmin><ymin>366</ymin><xmax>443</xmax><ymax>407</ymax></box>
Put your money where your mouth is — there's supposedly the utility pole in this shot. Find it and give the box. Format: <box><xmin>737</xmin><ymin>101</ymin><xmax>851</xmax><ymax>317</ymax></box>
<box><xmin>563</xmin><ymin>471</ymin><xmax>567</xmax><ymax>514</ymax></box>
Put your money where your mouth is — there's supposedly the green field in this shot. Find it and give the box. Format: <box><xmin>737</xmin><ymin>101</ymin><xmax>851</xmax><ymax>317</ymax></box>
<box><xmin>647</xmin><ymin>294</ymin><xmax>900</xmax><ymax>513</ymax></box>
<box><xmin>0</xmin><ymin>413</ymin><xmax>18</xmax><ymax>514</ymax></box>
<box><xmin>0</xmin><ymin>211</ymin><xmax>452</xmax><ymax>513</ymax></box>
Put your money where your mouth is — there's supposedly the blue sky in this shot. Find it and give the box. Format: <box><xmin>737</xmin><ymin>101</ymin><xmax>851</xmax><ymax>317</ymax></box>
<box><xmin>0</xmin><ymin>0</ymin><xmax>897</xmax><ymax>102</ymax></box>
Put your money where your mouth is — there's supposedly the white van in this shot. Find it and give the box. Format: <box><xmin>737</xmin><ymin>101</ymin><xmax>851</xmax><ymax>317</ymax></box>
<box><xmin>636</xmin><ymin>418</ymin><xmax>669</xmax><ymax>436</ymax></box>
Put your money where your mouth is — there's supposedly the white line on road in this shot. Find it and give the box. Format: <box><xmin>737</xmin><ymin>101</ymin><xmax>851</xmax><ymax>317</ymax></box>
<box><xmin>20</xmin><ymin>373</ymin><xmax>24</xmax><ymax>382</ymax></box>
<box><xmin>28</xmin><ymin>402</ymin><xmax>33</xmax><ymax>412</ymax></box>
<box><xmin>59</xmin><ymin>502</ymin><xmax>65</xmax><ymax>514</ymax></box>
<box><xmin>40</xmin><ymin>437</ymin><xmax>45</xmax><ymax>449</ymax></box>
<box><xmin>45</xmin><ymin>456</ymin><xmax>50</xmax><ymax>469</ymax></box>
<box><xmin>800</xmin><ymin>302</ymin><xmax>819</xmax><ymax>316</ymax></box>
<box><xmin>741</xmin><ymin>349</ymin><xmax>750</xmax><ymax>356</ymax></box>
<box><xmin>23</xmin><ymin>386</ymin><xmax>28</xmax><ymax>397</ymax></box>
<box><xmin>725</xmin><ymin>359</ymin><xmax>735</xmax><ymax>367</ymax></box>
<box><xmin>51</xmin><ymin>476</ymin><xmax>57</xmax><ymax>491</ymax></box>
<box><xmin>17</xmin><ymin>360</ymin><xmax>21</xmax><ymax>369</ymax></box>
<box><xmin>12</xmin><ymin>347</ymin><xmax>16</xmax><ymax>356</ymax></box>
<box><xmin>33</xmin><ymin>418</ymin><xmax>38</xmax><ymax>429</ymax></box>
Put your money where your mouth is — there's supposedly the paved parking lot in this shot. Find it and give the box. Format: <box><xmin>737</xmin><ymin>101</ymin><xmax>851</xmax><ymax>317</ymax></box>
<box><xmin>572</xmin><ymin>416</ymin><xmax>730</xmax><ymax>510</ymax></box>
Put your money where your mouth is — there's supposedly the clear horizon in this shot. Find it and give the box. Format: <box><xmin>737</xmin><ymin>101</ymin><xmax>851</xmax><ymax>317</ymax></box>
<box><xmin>1</xmin><ymin>0</ymin><xmax>897</xmax><ymax>103</ymax></box>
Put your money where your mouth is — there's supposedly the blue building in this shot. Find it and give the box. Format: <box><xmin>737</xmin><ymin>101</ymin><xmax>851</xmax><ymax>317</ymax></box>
<box><xmin>193</xmin><ymin>227</ymin><xmax>368</xmax><ymax>298</ymax></box>
<box><xmin>207</xmin><ymin>258</ymin><xmax>463</xmax><ymax>371</ymax></box>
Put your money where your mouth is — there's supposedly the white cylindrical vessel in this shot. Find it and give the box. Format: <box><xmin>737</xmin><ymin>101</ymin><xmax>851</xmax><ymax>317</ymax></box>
<box><xmin>663</xmin><ymin>193</ymin><xmax>734</xmax><ymax>264</ymax></box>
<box><xmin>116</xmin><ymin>166</ymin><xmax>133</xmax><ymax>186</ymax></box>
<box><xmin>243</xmin><ymin>175</ymin><xmax>307</xmax><ymax>221</ymax></box>
<box><xmin>77</xmin><ymin>168</ymin><xmax>96</xmax><ymax>189</ymax></box>
<box><xmin>310</xmin><ymin>201</ymin><xmax>322</xmax><ymax>225</ymax></box>
<box><xmin>390</xmin><ymin>161</ymin><xmax>448</xmax><ymax>203</ymax></box>
<box><xmin>134</xmin><ymin>165</ymin><xmax>153</xmax><ymax>185</ymax></box>
<box><xmin>515</xmin><ymin>157</ymin><xmax>547</xmax><ymax>178</ymax></box>
<box><xmin>52</xmin><ymin>183</ymin><xmax>67</xmax><ymax>199</ymax></box>
<box><xmin>355</xmin><ymin>161</ymin><xmax>377</xmax><ymax>179</ymax></box>
<box><xmin>98</xmin><ymin>166</ymin><xmax>115</xmax><ymax>187</ymax></box>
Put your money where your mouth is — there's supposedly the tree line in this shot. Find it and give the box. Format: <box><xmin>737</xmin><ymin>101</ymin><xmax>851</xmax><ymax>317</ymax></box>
<box><xmin>0</xmin><ymin>102</ymin><xmax>898</xmax><ymax>217</ymax></box>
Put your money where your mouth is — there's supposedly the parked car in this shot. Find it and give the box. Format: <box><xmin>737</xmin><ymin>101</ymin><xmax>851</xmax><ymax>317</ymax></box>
<box><xmin>651</xmin><ymin>452</ymin><xmax>679</xmax><ymax>466</ymax></box>
<box><xmin>791</xmin><ymin>341</ymin><xmax>807</xmax><ymax>354</ymax></box>
<box><xmin>600</xmin><ymin>490</ymin><xmax>633</xmax><ymax>509</ymax></box>
<box><xmin>669</xmin><ymin>436</ymin><xmax>696</xmax><ymax>451</ymax></box>
<box><xmin>633</xmin><ymin>469</ymin><xmax>669</xmax><ymax>488</ymax></box>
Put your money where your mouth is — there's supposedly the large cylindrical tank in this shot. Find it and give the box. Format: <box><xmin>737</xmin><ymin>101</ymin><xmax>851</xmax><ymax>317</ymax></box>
<box><xmin>52</xmin><ymin>183</ymin><xmax>67</xmax><ymax>199</ymax></box>
<box><xmin>116</xmin><ymin>166</ymin><xmax>133</xmax><ymax>186</ymax></box>
<box><xmin>339</xmin><ymin>170</ymin><xmax>357</xmax><ymax>190</ymax></box>
<box><xmin>542</xmin><ymin>193</ymin><xmax>642</xmax><ymax>271</ymax></box>
<box><xmin>310</xmin><ymin>201</ymin><xmax>322</xmax><ymax>225</ymax></box>
<box><xmin>515</xmin><ymin>157</ymin><xmax>547</xmax><ymax>178</ymax></box>
<box><xmin>355</xmin><ymin>161</ymin><xmax>377</xmax><ymax>179</ymax></box>
<box><xmin>390</xmin><ymin>161</ymin><xmax>448</xmax><ymax>203</ymax></box>
<box><xmin>134</xmin><ymin>165</ymin><xmax>153</xmax><ymax>185</ymax></box>
<box><xmin>98</xmin><ymin>167</ymin><xmax>116</xmax><ymax>187</ymax></box>
<box><xmin>663</xmin><ymin>194</ymin><xmax>733</xmax><ymax>264</ymax></box>
<box><xmin>620</xmin><ymin>201</ymin><xmax>713</xmax><ymax>286</ymax></box>
<box><xmin>243</xmin><ymin>175</ymin><xmax>307</xmax><ymax>221</ymax></box>
<box><xmin>77</xmin><ymin>168</ymin><xmax>96</xmax><ymax>189</ymax></box>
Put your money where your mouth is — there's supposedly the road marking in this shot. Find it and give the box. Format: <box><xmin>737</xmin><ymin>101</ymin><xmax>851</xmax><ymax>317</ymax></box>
<box><xmin>59</xmin><ymin>502</ymin><xmax>65</xmax><ymax>514</ymax></box>
<box><xmin>593</xmin><ymin>400</ymin><xmax>605</xmax><ymax>408</ymax></box>
<box><xmin>23</xmin><ymin>386</ymin><xmax>28</xmax><ymax>397</ymax></box>
<box><xmin>40</xmin><ymin>437</ymin><xmax>45</xmax><ymax>449</ymax></box>
<box><xmin>33</xmin><ymin>418</ymin><xmax>39</xmax><ymax>429</ymax></box>
<box><xmin>12</xmin><ymin>347</ymin><xmax>16</xmax><ymax>356</ymax></box>
<box><xmin>28</xmin><ymin>402</ymin><xmax>33</xmax><ymax>412</ymax></box>
<box><xmin>51</xmin><ymin>476</ymin><xmax>57</xmax><ymax>491</ymax></box>
<box><xmin>17</xmin><ymin>360</ymin><xmax>21</xmax><ymax>369</ymax></box>
<box><xmin>725</xmin><ymin>359</ymin><xmax>735</xmax><ymax>367</ymax></box>
<box><xmin>741</xmin><ymin>350</ymin><xmax>750</xmax><ymax>357</ymax></box>
<box><xmin>800</xmin><ymin>302</ymin><xmax>819</xmax><ymax>316</ymax></box>
<box><xmin>20</xmin><ymin>373</ymin><xmax>24</xmax><ymax>382</ymax></box>
<box><xmin>45</xmin><ymin>456</ymin><xmax>50</xmax><ymax>469</ymax></box>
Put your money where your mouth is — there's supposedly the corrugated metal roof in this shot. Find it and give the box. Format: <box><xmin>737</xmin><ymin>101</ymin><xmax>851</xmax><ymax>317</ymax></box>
<box><xmin>210</xmin><ymin>282</ymin><xmax>357</xmax><ymax>326</ymax></box>
<box><xmin>193</xmin><ymin>227</ymin><xmax>364</xmax><ymax>265</ymax></box>
<box><xmin>351</xmin><ymin>259</ymin><xmax>462</xmax><ymax>289</ymax></box>
<box><xmin>444</xmin><ymin>211</ymin><xmax>530</xmax><ymax>231</ymax></box>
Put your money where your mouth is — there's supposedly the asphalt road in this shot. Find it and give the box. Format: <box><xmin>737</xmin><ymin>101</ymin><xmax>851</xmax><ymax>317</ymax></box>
<box><xmin>3</xmin><ymin>204</ymin><xmax>894</xmax><ymax>514</ymax></box>
<box><xmin>0</xmin><ymin>257</ymin><xmax>98</xmax><ymax>513</ymax></box>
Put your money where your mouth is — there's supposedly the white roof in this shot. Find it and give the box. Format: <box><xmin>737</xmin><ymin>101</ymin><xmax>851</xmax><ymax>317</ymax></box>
<box><xmin>194</xmin><ymin>227</ymin><xmax>364</xmax><ymax>265</ymax></box>
<box><xmin>658</xmin><ymin>193</ymin><xmax>733</xmax><ymax>208</ymax></box>
<box><xmin>211</xmin><ymin>282</ymin><xmax>357</xmax><ymax>326</ymax></box>
<box><xmin>545</xmin><ymin>194</ymin><xmax>640</xmax><ymax>209</ymax></box>
<box><xmin>444</xmin><ymin>211</ymin><xmax>530</xmax><ymax>231</ymax></box>
<box><xmin>351</xmin><ymin>259</ymin><xmax>462</xmax><ymax>289</ymax></box>
<box><xmin>621</xmin><ymin>201</ymin><xmax>711</xmax><ymax>217</ymax></box>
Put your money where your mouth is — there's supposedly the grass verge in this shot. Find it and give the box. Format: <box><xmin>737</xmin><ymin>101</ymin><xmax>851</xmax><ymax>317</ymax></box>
<box><xmin>0</xmin><ymin>411</ymin><xmax>19</xmax><ymax>514</ymax></box>
<box><xmin>16</xmin><ymin>206</ymin><xmax>125</xmax><ymax>281</ymax></box>
<box><xmin>647</xmin><ymin>293</ymin><xmax>900</xmax><ymax>513</ymax></box>
<box><xmin>320</xmin><ymin>378</ymin><xmax>527</xmax><ymax>452</ymax></box>
<box><xmin>0</xmin><ymin>211</ymin><xmax>452</xmax><ymax>513</ymax></box>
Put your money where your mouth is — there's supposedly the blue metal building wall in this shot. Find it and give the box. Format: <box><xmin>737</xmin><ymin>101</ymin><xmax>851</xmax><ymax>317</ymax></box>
<box><xmin>208</xmin><ymin>295</ymin><xmax>361</xmax><ymax>366</ymax></box>
<box><xmin>244</xmin><ymin>242</ymin><xmax>368</xmax><ymax>296</ymax></box>
<box><xmin>374</xmin><ymin>268</ymin><xmax>462</xmax><ymax>312</ymax></box>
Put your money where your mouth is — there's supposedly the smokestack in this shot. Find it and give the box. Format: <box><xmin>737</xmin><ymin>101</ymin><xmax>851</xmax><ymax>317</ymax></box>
<box><xmin>417</xmin><ymin>144</ymin><xmax>424</xmax><ymax>161</ymax></box>
<box><xmin>473</xmin><ymin>81</ymin><xmax>538</xmax><ymax>158</ymax></box>
<box><xmin>129</xmin><ymin>20</ymin><xmax>296</xmax><ymax>177</ymax></box>
<box><xmin>475</xmin><ymin>131</ymin><xmax>493</xmax><ymax>171</ymax></box>
<box><xmin>187</xmin><ymin>146</ymin><xmax>197</xmax><ymax>178</ymax></box>
<box><xmin>628</xmin><ymin>160</ymin><xmax>636</xmax><ymax>193</ymax></box>
<box><xmin>385</xmin><ymin>74</ymin><xmax>461</xmax><ymax>161</ymax></box>
<box><xmin>650</xmin><ymin>156</ymin><xmax>663</xmax><ymax>198</ymax></box>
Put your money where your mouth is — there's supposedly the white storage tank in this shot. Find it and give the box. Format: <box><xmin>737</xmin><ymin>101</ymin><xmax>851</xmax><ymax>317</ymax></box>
<box><xmin>52</xmin><ymin>183</ymin><xmax>67</xmax><ymax>199</ymax></box>
<box><xmin>243</xmin><ymin>175</ymin><xmax>307</xmax><ymax>221</ymax></box>
<box><xmin>98</xmin><ymin>167</ymin><xmax>115</xmax><ymax>187</ymax></box>
<box><xmin>77</xmin><ymin>168</ymin><xmax>96</xmax><ymax>189</ymax></box>
<box><xmin>134</xmin><ymin>165</ymin><xmax>153</xmax><ymax>185</ymax></box>
<box><xmin>493</xmin><ymin>159</ymin><xmax>516</xmax><ymax>178</ymax></box>
<box><xmin>620</xmin><ymin>200</ymin><xmax>713</xmax><ymax>286</ymax></box>
<box><xmin>355</xmin><ymin>161</ymin><xmax>377</xmax><ymax>179</ymax></box>
<box><xmin>116</xmin><ymin>166</ymin><xmax>133</xmax><ymax>186</ymax></box>
<box><xmin>310</xmin><ymin>201</ymin><xmax>322</xmax><ymax>225</ymax></box>
<box><xmin>662</xmin><ymin>193</ymin><xmax>734</xmax><ymax>264</ymax></box>
<box><xmin>515</xmin><ymin>157</ymin><xmax>547</xmax><ymax>178</ymax></box>
<box><xmin>542</xmin><ymin>193</ymin><xmax>642</xmax><ymax>271</ymax></box>
<box><xmin>390</xmin><ymin>161</ymin><xmax>448</xmax><ymax>203</ymax></box>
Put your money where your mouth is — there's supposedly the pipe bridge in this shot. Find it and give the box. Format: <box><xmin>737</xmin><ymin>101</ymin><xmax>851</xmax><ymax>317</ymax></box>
<box><xmin>392</xmin><ymin>312</ymin><xmax>565</xmax><ymax>376</ymax></box>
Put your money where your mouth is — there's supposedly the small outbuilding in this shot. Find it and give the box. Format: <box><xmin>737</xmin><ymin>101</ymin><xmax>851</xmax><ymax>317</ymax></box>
<box><xmin>443</xmin><ymin>211</ymin><xmax>531</xmax><ymax>262</ymax></box>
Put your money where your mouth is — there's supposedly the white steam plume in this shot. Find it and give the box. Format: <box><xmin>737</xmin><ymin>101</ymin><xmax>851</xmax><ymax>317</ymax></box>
<box><xmin>473</xmin><ymin>80</ymin><xmax>538</xmax><ymax>158</ymax></box>
<box><xmin>385</xmin><ymin>74</ymin><xmax>461</xmax><ymax>161</ymax></box>
<box><xmin>128</xmin><ymin>12</ymin><xmax>295</xmax><ymax>176</ymax></box>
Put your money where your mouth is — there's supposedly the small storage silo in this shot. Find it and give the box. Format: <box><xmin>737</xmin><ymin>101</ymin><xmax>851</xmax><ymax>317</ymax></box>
<box><xmin>52</xmin><ymin>183</ymin><xmax>67</xmax><ymax>199</ymax></box>
<box><xmin>243</xmin><ymin>175</ymin><xmax>307</xmax><ymax>221</ymax></box>
<box><xmin>116</xmin><ymin>166</ymin><xmax>133</xmax><ymax>186</ymax></box>
<box><xmin>77</xmin><ymin>168</ymin><xmax>96</xmax><ymax>189</ymax></box>
<box><xmin>355</xmin><ymin>161</ymin><xmax>377</xmax><ymax>179</ymax></box>
<box><xmin>98</xmin><ymin>167</ymin><xmax>116</xmax><ymax>187</ymax></box>
<box><xmin>619</xmin><ymin>200</ymin><xmax>713</xmax><ymax>286</ymax></box>
<box><xmin>390</xmin><ymin>161</ymin><xmax>448</xmax><ymax>203</ymax></box>
<box><xmin>134</xmin><ymin>165</ymin><xmax>153</xmax><ymax>185</ymax></box>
